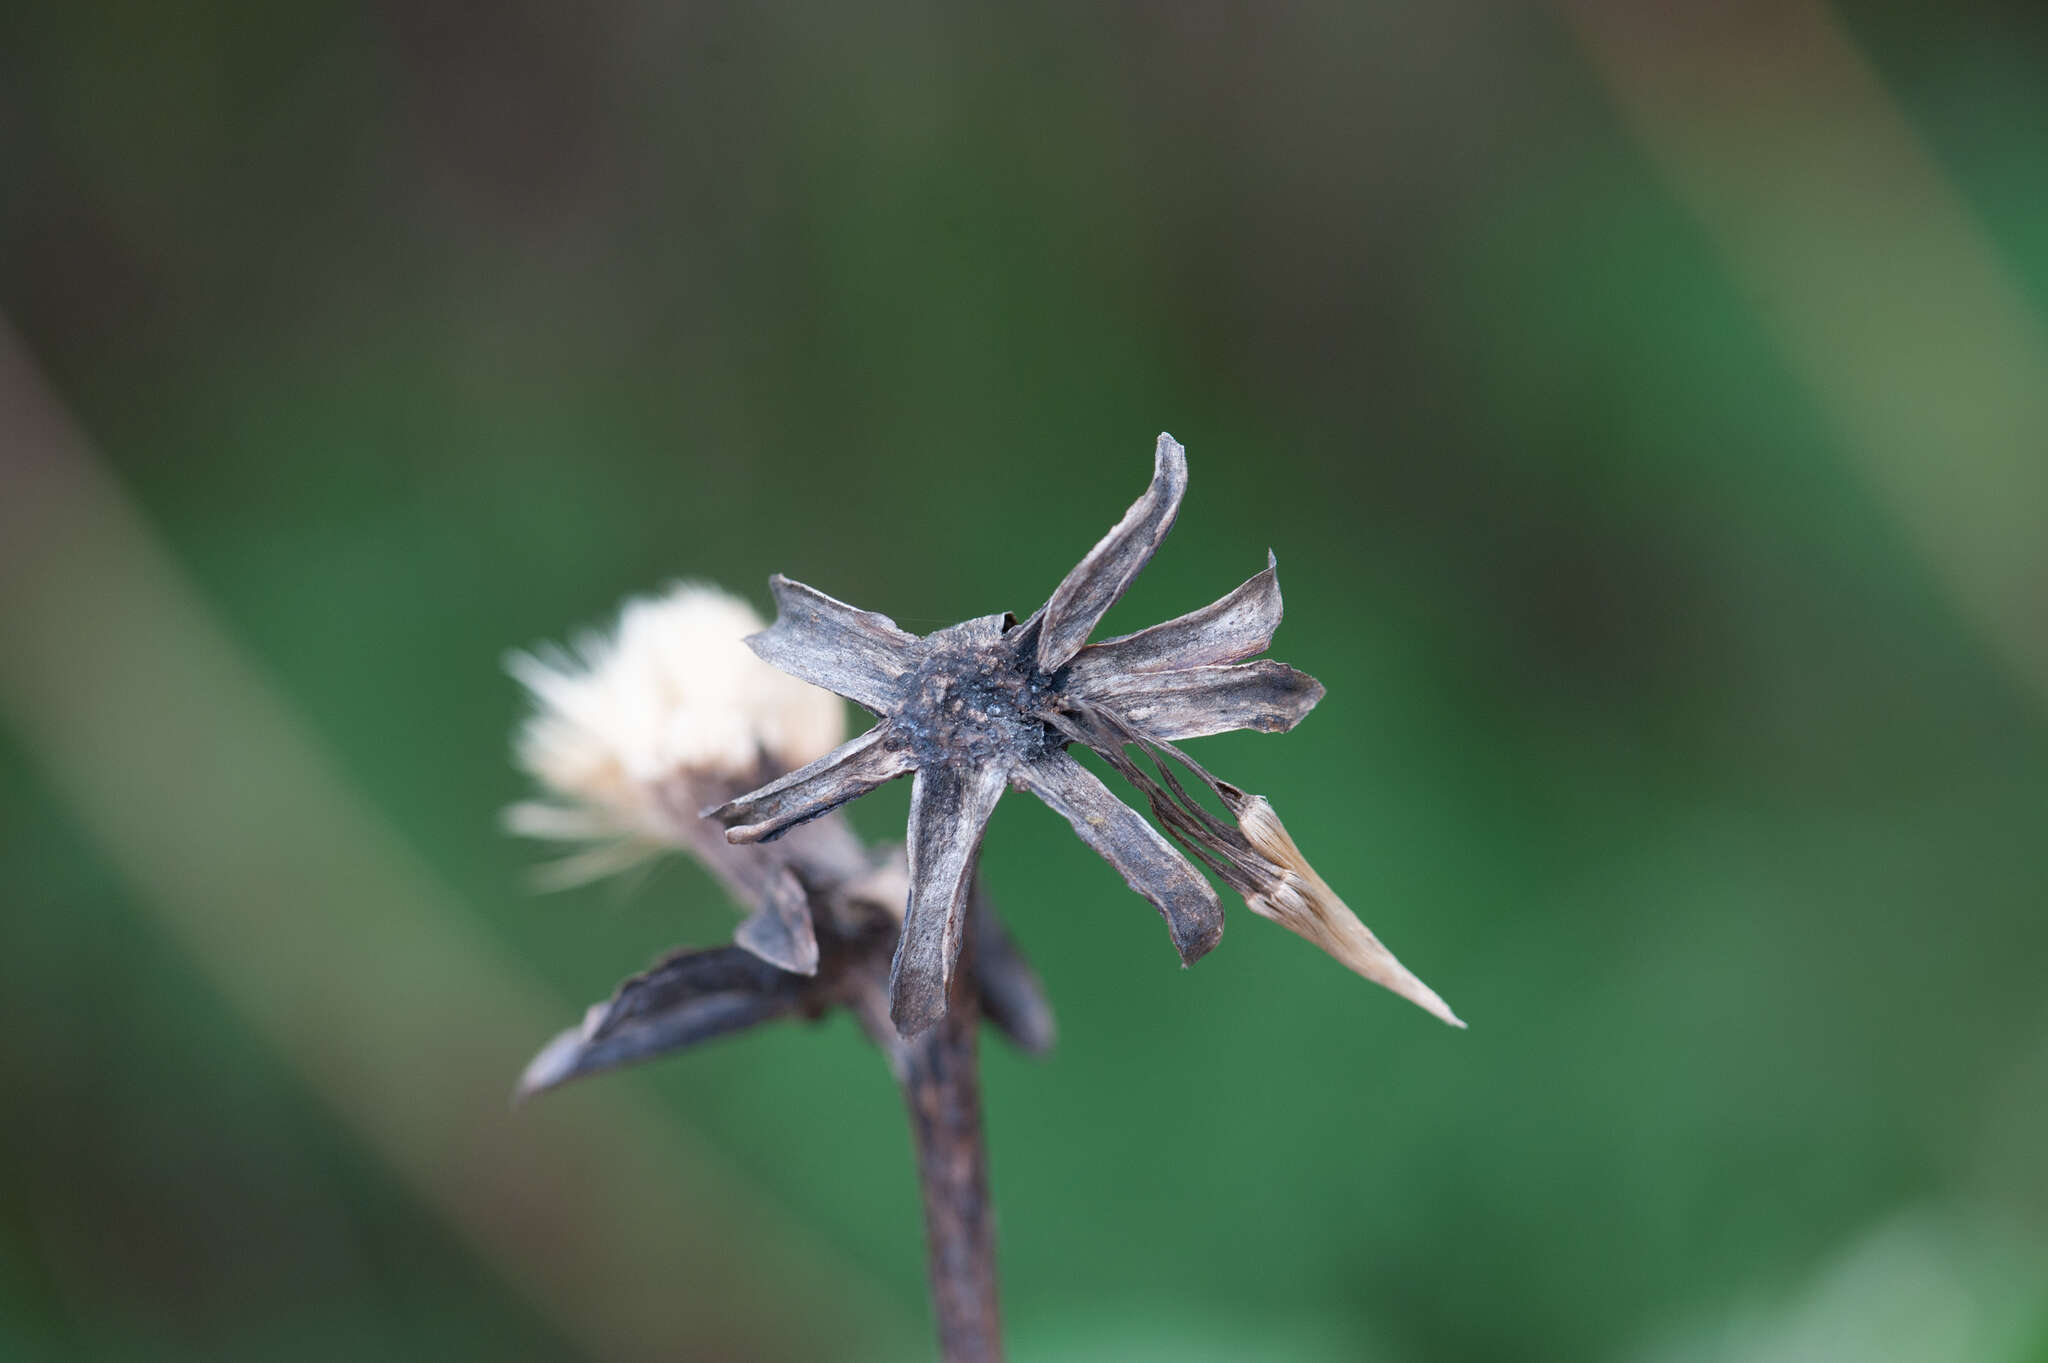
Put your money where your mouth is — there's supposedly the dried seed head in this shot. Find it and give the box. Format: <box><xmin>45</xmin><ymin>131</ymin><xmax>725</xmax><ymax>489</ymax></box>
<box><xmin>1229</xmin><ymin>794</ymin><xmax>1465</xmax><ymax>1028</ymax></box>
<box><xmin>705</xmin><ymin>433</ymin><xmax>1459</xmax><ymax>1037</ymax></box>
<box><xmin>506</xmin><ymin>583</ymin><xmax>846</xmax><ymax>885</ymax></box>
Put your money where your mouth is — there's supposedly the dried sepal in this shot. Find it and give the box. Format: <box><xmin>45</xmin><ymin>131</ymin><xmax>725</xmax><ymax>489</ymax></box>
<box><xmin>731</xmin><ymin>866</ymin><xmax>821</xmax><ymax>976</ymax></box>
<box><xmin>1068</xmin><ymin>659</ymin><xmax>1324</xmax><ymax>740</ymax></box>
<box><xmin>1048</xmin><ymin>703</ymin><xmax>1248</xmax><ymax>882</ymax></box>
<box><xmin>1034</xmin><ymin>433</ymin><xmax>1189</xmax><ymax>672</ymax></box>
<box><xmin>517</xmin><ymin>945</ymin><xmax>813</xmax><ymax>1099</ymax></box>
<box><xmin>968</xmin><ymin>885</ymin><xmax>1057</xmax><ymax>1055</ymax></box>
<box><xmin>1014</xmin><ymin>749</ymin><xmax>1224</xmax><ymax>966</ymax></box>
<box><xmin>890</xmin><ymin>761</ymin><xmax>1010</xmax><ymax>1035</ymax></box>
<box><xmin>748</xmin><ymin>575</ymin><xmax>920</xmax><ymax>714</ymax></box>
<box><xmin>1225</xmin><ymin>791</ymin><xmax>1464</xmax><ymax>1028</ymax></box>
<box><xmin>1067</xmin><ymin>551</ymin><xmax>1284</xmax><ymax>677</ymax></box>
<box><xmin>518</xmin><ymin>855</ymin><xmax>1059</xmax><ymax>1100</ymax></box>
<box><xmin>851</xmin><ymin>847</ymin><xmax>1059</xmax><ymax>1056</ymax></box>
<box><xmin>712</xmin><ymin>724</ymin><xmax>914</xmax><ymax>844</ymax></box>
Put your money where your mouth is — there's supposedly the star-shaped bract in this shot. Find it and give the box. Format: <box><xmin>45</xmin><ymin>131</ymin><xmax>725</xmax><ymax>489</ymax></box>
<box><xmin>710</xmin><ymin>434</ymin><xmax>1324</xmax><ymax>1035</ymax></box>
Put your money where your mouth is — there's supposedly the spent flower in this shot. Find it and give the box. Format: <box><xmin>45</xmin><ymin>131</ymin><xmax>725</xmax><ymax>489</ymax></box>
<box><xmin>506</xmin><ymin>582</ymin><xmax>1056</xmax><ymax>1097</ymax></box>
<box><xmin>506</xmin><ymin>582</ymin><xmax>844</xmax><ymax>887</ymax></box>
<box><xmin>710</xmin><ymin>433</ymin><xmax>1461</xmax><ymax>1034</ymax></box>
<box><xmin>506</xmin><ymin>583</ymin><xmax>863</xmax><ymax>975</ymax></box>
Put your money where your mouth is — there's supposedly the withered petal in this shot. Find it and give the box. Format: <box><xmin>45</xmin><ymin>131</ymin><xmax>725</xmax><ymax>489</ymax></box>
<box><xmin>1015</xmin><ymin>749</ymin><xmax>1223</xmax><ymax>966</ymax></box>
<box><xmin>712</xmin><ymin>724</ymin><xmax>915</xmax><ymax>844</ymax></box>
<box><xmin>748</xmin><ymin>574</ymin><xmax>920</xmax><ymax>713</ymax></box>
<box><xmin>731</xmin><ymin>866</ymin><xmax>820</xmax><ymax>975</ymax></box>
<box><xmin>1034</xmin><ymin>433</ymin><xmax>1189</xmax><ymax>673</ymax></box>
<box><xmin>516</xmin><ymin>946</ymin><xmax>808</xmax><ymax>1099</ymax></box>
<box><xmin>1068</xmin><ymin>551</ymin><xmax>1283</xmax><ymax>678</ymax></box>
<box><xmin>1073</xmin><ymin>660</ymin><xmax>1324</xmax><ymax>740</ymax></box>
<box><xmin>890</xmin><ymin>760</ymin><xmax>1008</xmax><ymax>1036</ymax></box>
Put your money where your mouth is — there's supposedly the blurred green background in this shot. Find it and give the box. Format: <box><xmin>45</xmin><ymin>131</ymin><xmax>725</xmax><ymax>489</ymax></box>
<box><xmin>4</xmin><ymin>2</ymin><xmax>2047</xmax><ymax>1360</ymax></box>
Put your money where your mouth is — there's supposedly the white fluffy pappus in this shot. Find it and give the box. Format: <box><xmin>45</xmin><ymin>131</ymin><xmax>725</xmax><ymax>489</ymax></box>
<box><xmin>504</xmin><ymin>582</ymin><xmax>846</xmax><ymax>887</ymax></box>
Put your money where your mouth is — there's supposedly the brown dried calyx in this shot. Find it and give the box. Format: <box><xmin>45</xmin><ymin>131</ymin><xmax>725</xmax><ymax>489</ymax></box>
<box><xmin>710</xmin><ymin>432</ymin><xmax>1462</xmax><ymax>1037</ymax></box>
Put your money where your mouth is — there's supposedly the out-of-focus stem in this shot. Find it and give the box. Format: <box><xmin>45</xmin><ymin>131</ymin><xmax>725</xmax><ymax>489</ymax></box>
<box><xmin>843</xmin><ymin>918</ymin><xmax>1003</xmax><ymax>1363</ymax></box>
<box><xmin>899</xmin><ymin>957</ymin><xmax>1001</xmax><ymax>1363</ymax></box>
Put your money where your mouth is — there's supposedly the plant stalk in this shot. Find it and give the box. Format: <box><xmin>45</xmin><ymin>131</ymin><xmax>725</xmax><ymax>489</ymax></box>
<box><xmin>895</xmin><ymin>940</ymin><xmax>1002</xmax><ymax>1363</ymax></box>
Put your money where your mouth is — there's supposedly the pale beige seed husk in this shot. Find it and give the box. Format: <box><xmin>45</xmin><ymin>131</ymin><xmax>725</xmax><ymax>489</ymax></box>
<box><xmin>1233</xmin><ymin>795</ymin><xmax>1465</xmax><ymax>1027</ymax></box>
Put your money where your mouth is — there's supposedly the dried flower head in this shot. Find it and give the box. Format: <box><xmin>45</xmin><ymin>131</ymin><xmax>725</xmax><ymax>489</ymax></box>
<box><xmin>505</xmin><ymin>582</ymin><xmax>845</xmax><ymax>888</ymax></box>
<box><xmin>506</xmin><ymin>582</ymin><xmax>1057</xmax><ymax>1099</ymax></box>
<box><xmin>506</xmin><ymin>581</ymin><xmax>882</xmax><ymax>979</ymax></box>
<box><xmin>710</xmin><ymin>433</ymin><xmax>1461</xmax><ymax>1035</ymax></box>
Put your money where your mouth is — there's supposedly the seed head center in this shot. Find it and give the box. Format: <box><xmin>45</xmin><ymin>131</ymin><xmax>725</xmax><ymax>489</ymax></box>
<box><xmin>897</xmin><ymin>635</ymin><xmax>1062</xmax><ymax>767</ymax></box>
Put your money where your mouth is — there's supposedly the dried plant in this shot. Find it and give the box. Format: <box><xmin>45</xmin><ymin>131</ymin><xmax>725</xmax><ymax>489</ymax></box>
<box><xmin>504</xmin><ymin>585</ymin><xmax>1052</xmax><ymax>1092</ymax></box>
<box><xmin>711</xmin><ymin>433</ymin><xmax>1460</xmax><ymax>1034</ymax></box>
<box><xmin>508</xmin><ymin>435</ymin><xmax>1460</xmax><ymax>1363</ymax></box>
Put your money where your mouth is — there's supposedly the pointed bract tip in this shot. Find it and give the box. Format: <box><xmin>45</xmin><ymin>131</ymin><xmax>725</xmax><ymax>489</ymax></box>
<box><xmin>734</xmin><ymin>911</ymin><xmax>820</xmax><ymax>977</ymax></box>
<box><xmin>513</xmin><ymin>1022</ymin><xmax>592</xmax><ymax>1103</ymax></box>
<box><xmin>1033</xmin><ymin>429</ymin><xmax>1194</xmax><ymax>671</ymax></box>
<box><xmin>1169</xmin><ymin>913</ymin><xmax>1224</xmax><ymax>968</ymax></box>
<box><xmin>889</xmin><ymin>989</ymin><xmax>948</xmax><ymax>1040</ymax></box>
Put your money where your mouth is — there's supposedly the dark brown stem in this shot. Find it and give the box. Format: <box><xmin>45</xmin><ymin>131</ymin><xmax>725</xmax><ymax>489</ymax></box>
<box><xmin>897</xmin><ymin>953</ymin><xmax>1002</xmax><ymax>1363</ymax></box>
